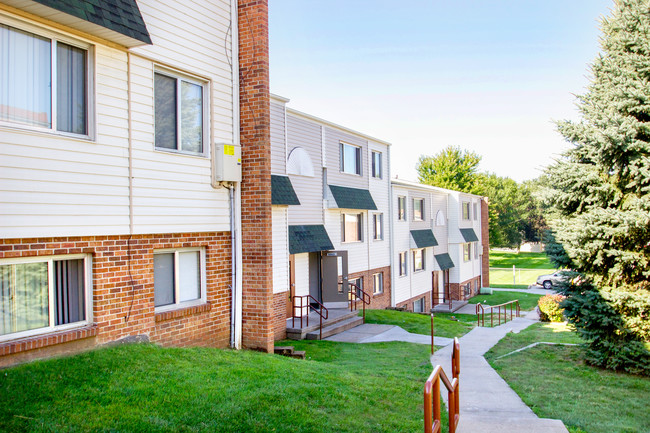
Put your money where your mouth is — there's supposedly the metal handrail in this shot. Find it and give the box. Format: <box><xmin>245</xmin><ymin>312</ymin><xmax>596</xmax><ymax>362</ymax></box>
<box><xmin>348</xmin><ymin>282</ymin><xmax>370</xmax><ymax>323</ymax></box>
<box><xmin>291</xmin><ymin>295</ymin><xmax>329</xmax><ymax>340</ymax></box>
<box><xmin>476</xmin><ymin>300</ymin><xmax>520</xmax><ymax>327</ymax></box>
<box><xmin>424</xmin><ymin>338</ymin><xmax>460</xmax><ymax>433</ymax></box>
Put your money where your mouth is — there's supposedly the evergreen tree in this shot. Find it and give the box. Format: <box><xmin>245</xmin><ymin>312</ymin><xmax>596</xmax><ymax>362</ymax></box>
<box><xmin>545</xmin><ymin>0</ymin><xmax>650</xmax><ymax>374</ymax></box>
<box><xmin>416</xmin><ymin>146</ymin><xmax>481</xmax><ymax>192</ymax></box>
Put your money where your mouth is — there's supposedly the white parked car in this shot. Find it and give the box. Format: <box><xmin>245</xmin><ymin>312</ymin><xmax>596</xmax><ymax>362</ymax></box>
<box><xmin>536</xmin><ymin>271</ymin><xmax>569</xmax><ymax>289</ymax></box>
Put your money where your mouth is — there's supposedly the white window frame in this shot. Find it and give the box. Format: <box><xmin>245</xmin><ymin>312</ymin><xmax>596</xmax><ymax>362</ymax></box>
<box><xmin>473</xmin><ymin>202</ymin><xmax>478</xmax><ymax>221</ymax></box>
<box><xmin>462</xmin><ymin>202</ymin><xmax>471</xmax><ymax>220</ymax></box>
<box><xmin>340</xmin><ymin>142</ymin><xmax>362</xmax><ymax>175</ymax></box>
<box><xmin>373</xmin><ymin>213</ymin><xmax>384</xmax><ymax>241</ymax></box>
<box><xmin>413</xmin><ymin>198</ymin><xmax>425</xmax><ymax>221</ymax></box>
<box><xmin>413</xmin><ymin>248</ymin><xmax>425</xmax><ymax>272</ymax></box>
<box><xmin>371</xmin><ymin>151</ymin><xmax>382</xmax><ymax>179</ymax></box>
<box><xmin>0</xmin><ymin>16</ymin><xmax>94</xmax><ymax>140</ymax></box>
<box><xmin>463</xmin><ymin>243</ymin><xmax>471</xmax><ymax>262</ymax></box>
<box><xmin>413</xmin><ymin>297</ymin><xmax>425</xmax><ymax>313</ymax></box>
<box><xmin>0</xmin><ymin>254</ymin><xmax>92</xmax><ymax>343</ymax></box>
<box><xmin>342</xmin><ymin>213</ymin><xmax>363</xmax><ymax>243</ymax></box>
<box><xmin>153</xmin><ymin>247</ymin><xmax>207</xmax><ymax>312</ymax></box>
<box><xmin>373</xmin><ymin>272</ymin><xmax>383</xmax><ymax>295</ymax></box>
<box><xmin>435</xmin><ymin>210</ymin><xmax>446</xmax><ymax>226</ymax></box>
<box><xmin>399</xmin><ymin>251</ymin><xmax>408</xmax><ymax>276</ymax></box>
<box><xmin>398</xmin><ymin>196</ymin><xmax>407</xmax><ymax>221</ymax></box>
<box><xmin>154</xmin><ymin>67</ymin><xmax>209</xmax><ymax>157</ymax></box>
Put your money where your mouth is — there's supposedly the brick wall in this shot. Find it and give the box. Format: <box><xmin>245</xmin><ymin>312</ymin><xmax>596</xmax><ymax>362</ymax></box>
<box><xmin>272</xmin><ymin>292</ymin><xmax>288</xmax><ymax>341</ymax></box>
<box><xmin>396</xmin><ymin>292</ymin><xmax>431</xmax><ymax>313</ymax></box>
<box><xmin>0</xmin><ymin>233</ymin><xmax>231</xmax><ymax>367</ymax></box>
<box><xmin>238</xmin><ymin>0</ymin><xmax>274</xmax><ymax>352</ymax></box>
<box><xmin>347</xmin><ymin>266</ymin><xmax>392</xmax><ymax>310</ymax></box>
<box><xmin>481</xmin><ymin>197</ymin><xmax>490</xmax><ymax>287</ymax></box>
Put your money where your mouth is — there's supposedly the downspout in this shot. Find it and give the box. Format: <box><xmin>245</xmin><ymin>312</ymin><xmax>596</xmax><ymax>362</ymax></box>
<box><xmin>388</xmin><ymin>146</ymin><xmax>395</xmax><ymax>308</ymax></box>
<box><xmin>230</xmin><ymin>0</ymin><xmax>243</xmax><ymax>349</ymax></box>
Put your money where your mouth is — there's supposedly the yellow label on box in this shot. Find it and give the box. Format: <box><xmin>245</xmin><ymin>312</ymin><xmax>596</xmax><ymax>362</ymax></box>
<box><xmin>223</xmin><ymin>145</ymin><xmax>235</xmax><ymax>156</ymax></box>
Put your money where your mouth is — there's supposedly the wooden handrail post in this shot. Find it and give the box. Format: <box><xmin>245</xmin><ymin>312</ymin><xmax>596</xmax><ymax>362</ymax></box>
<box><xmin>430</xmin><ymin>310</ymin><xmax>435</xmax><ymax>355</ymax></box>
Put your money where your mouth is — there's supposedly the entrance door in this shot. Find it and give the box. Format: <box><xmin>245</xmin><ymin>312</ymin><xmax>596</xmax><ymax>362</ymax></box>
<box><xmin>432</xmin><ymin>271</ymin><xmax>439</xmax><ymax>305</ymax></box>
<box><xmin>321</xmin><ymin>250</ymin><xmax>349</xmax><ymax>308</ymax></box>
<box><xmin>286</xmin><ymin>254</ymin><xmax>296</xmax><ymax>318</ymax></box>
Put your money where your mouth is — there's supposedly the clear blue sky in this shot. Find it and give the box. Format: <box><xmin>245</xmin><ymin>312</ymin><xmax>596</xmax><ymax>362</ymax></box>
<box><xmin>269</xmin><ymin>0</ymin><xmax>614</xmax><ymax>182</ymax></box>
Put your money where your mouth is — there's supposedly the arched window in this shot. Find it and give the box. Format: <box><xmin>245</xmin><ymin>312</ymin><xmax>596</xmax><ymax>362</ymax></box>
<box><xmin>287</xmin><ymin>147</ymin><xmax>314</xmax><ymax>177</ymax></box>
<box><xmin>435</xmin><ymin>210</ymin><xmax>446</xmax><ymax>226</ymax></box>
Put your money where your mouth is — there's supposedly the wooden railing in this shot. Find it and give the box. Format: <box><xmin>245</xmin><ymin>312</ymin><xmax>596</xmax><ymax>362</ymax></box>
<box><xmin>476</xmin><ymin>300</ymin><xmax>520</xmax><ymax>327</ymax></box>
<box><xmin>291</xmin><ymin>295</ymin><xmax>329</xmax><ymax>340</ymax></box>
<box><xmin>424</xmin><ymin>338</ymin><xmax>460</xmax><ymax>433</ymax></box>
<box><xmin>348</xmin><ymin>282</ymin><xmax>370</xmax><ymax>323</ymax></box>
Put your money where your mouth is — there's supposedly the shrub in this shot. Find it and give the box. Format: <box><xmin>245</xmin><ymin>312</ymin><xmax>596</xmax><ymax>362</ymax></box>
<box><xmin>538</xmin><ymin>294</ymin><xmax>565</xmax><ymax>322</ymax></box>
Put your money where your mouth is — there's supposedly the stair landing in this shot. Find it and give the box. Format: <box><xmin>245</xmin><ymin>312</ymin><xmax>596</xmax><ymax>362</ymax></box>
<box><xmin>286</xmin><ymin>308</ymin><xmax>362</xmax><ymax>340</ymax></box>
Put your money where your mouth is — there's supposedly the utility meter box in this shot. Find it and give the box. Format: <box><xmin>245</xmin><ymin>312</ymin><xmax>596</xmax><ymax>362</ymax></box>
<box><xmin>212</xmin><ymin>142</ymin><xmax>241</xmax><ymax>185</ymax></box>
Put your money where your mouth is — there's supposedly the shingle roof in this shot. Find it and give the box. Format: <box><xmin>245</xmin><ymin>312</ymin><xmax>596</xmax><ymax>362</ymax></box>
<box><xmin>289</xmin><ymin>225</ymin><xmax>334</xmax><ymax>254</ymax></box>
<box><xmin>271</xmin><ymin>175</ymin><xmax>300</xmax><ymax>206</ymax></box>
<box><xmin>435</xmin><ymin>253</ymin><xmax>455</xmax><ymax>270</ymax></box>
<box><xmin>328</xmin><ymin>185</ymin><xmax>377</xmax><ymax>210</ymax></box>
<box><xmin>460</xmin><ymin>228</ymin><xmax>479</xmax><ymax>242</ymax></box>
<box><xmin>410</xmin><ymin>229</ymin><xmax>438</xmax><ymax>248</ymax></box>
<box><xmin>33</xmin><ymin>0</ymin><xmax>152</xmax><ymax>44</ymax></box>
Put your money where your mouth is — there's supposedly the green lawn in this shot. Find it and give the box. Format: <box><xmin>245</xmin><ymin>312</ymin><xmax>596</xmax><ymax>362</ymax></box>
<box><xmin>489</xmin><ymin>268</ymin><xmax>554</xmax><ymax>289</ymax></box>
<box><xmin>468</xmin><ymin>290</ymin><xmax>542</xmax><ymax>311</ymax></box>
<box><xmin>0</xmin><ymin>342</ymin><xmax>434</xmax><ymax>433</ymax></box>
<box><xmin>489</xmin><ymin>251</ymin><xmax>554</xmax><ymax>269</ymax></box>
<box><xmin>486</xmin><ymin>323</ymin><xmax>650</xmax><ymax>433</ymax></box>
<box><xmin>363</xmin><ymin>309</ymin><xmax>475</xmax><ymax>339</ymax></box>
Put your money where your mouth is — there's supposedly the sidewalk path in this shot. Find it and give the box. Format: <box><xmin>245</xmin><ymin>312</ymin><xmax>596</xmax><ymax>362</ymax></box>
<box><xmin>325</xmin><ymin>323</ymin><xmax>454</xmax><ymax>346</ymax></box>
<box><xmin>431</xmin><ymin>315</ymin><xmax>568</xmax><ymax>433</ymax></box>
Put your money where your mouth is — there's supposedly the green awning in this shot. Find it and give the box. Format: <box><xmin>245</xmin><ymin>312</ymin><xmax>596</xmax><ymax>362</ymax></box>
<box><xmin>32</xmin><ymin>0</ymin><xmax>152</xmax><ymax>45</ymax></box>
<box><xmin>271</xmin><ymin>175</ymin><xmax>300</xmax><ymax>206</ymax></box>
<box><xmin>460</xmin><ymin>228</ymin><xmax>479</xmax><ymax>242</ymax></box>
<box><xmin>289</xmin><ymin>225</ymin><xmax>334</xmax><ymax>254</ymax></box>
<box><xmin>410</xmin><ymin>229</ymin><xmax>438</xmax><ymax>248</ymax></box>
<box><xmin>328</xmin><ymin>185</ymin><xmax>377</xmax><ymax>210</ymax></box>
<box><xmin>435</xmin><ymin>253</ymin><xmax>455</xmax><ymax>270</ymax></box>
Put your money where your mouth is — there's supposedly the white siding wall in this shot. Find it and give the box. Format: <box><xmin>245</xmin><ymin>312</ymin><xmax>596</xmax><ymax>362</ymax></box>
<box><xmin>392</xmin><ymin>185</ymin><xmax>412</xmax><ymax>304</ymax></box>
<box><xmin>270</xmin><ymin>102</ymin><xmax>286</xmax><ymax>175</ymax></box>
<box><xmin>431</xmin><ymin>192</ymin><xmax>448</xmax><ymax>255</ymax></box>
<box><xmin>272</xmin><ymin>207</ymin><xmax>289</xmax><ymax>294</ymax></box>
<box><xmin>368</xmin><ymin>141</ymin><xmax>391</xmax><ymax>270</ymax></box>
<box><xmin>325</xmin><ymin>127</ymin><xmax>368</xmax><ymax>189</ymax></box>
<box><xmin>286</xmin><ymin>115</ymin><xmax>323</xmax><ymax>225</ymax></box>
<box><xmin>293</xmin><ymin>253</ymin><xmax>310</xmax><ymax>297</ymax></box>
<box><xmin>0</xmin><ymin>1</ymin><xmax>235</xmax><ymax>238</ymax></box>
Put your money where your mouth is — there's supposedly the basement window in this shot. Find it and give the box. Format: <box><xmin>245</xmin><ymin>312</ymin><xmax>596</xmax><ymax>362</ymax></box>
<box><xmin>154</xmin><ymin>248</ymin><xmax>206</xmax><ymax>310</ymax></box>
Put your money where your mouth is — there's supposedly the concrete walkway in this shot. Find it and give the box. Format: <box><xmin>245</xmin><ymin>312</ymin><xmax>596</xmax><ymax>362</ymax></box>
<box><xmin>431</xmin><ymin>314</ymin><xmax>568</xmax><ymax>433</ymax></box>
<box><xmin>325</xmin><ymin>323</ymin><xmax>454</xmax><ymax>346</ymax></box>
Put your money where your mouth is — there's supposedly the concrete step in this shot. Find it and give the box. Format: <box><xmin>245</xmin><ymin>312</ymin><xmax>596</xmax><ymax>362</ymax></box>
<box><xmin>287</xmin><ymin>309</ymin><xmax>360</xmax><ymax>340</ymax></box>
<box><xmin>457</xmin><ymin>415</ymin><xmax>568</xmax><ymax>433</ymax></box>
<box><xmin>305</xmin><ymin>316</ymin><xmax>364</xmax><ymax>340</ymax></box>
<box><xmin>289</xmin><ymin>350</ymin><xmax>306</xmax><ymax>359</ymax></box>
<box><xmin>273</xmin><ymin>346</ymin><xmax>295</xmax><ymax>356</ymax></box>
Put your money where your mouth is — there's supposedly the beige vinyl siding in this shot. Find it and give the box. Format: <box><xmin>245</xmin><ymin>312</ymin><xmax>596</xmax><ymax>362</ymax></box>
<box><xmin>270</xmin><ymin>102</ymin><xmax>287</xmax><ymax>175</ymax></box>
<box><xmin>286</xmin><ymin>114</ymin><xmax>323</xmax><ymax>225</ymax></box>
<box><xmin>272</xmin><ymin>207</ymin><xmax>289</xmax><ymax>294</ymax></box>
<box><xmin>392</xmin><ymin>186</ymin><xmax>412</xmax><ymax>304</ymax></box>
<box><xmin>325</xmin><ymin>127</ymin><xmax>368</xmax><ymax>189</ymax></box>
<box><xmin>431</xmin><ymin>192</ymin><xmax>449</xmax><ymax>255</ymax></box>
<box><xmin>0</xmin><ymin>42</ymin><xmax>130</xmax><ymax>238</ymax></box>
<box><xmin>294</xmin><ymin>253</ymin><xmax>310</xmax><ymax>298</ymax></box>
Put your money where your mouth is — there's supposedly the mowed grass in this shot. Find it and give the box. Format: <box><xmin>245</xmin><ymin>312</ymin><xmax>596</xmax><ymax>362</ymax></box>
<box><xmin>0</xmin><ymin>342</ymin><xmax>433</xmax><ymax>433</ymax></box>
<box><xmin>489</xmin><ymin>251</ymin><xmax>554</xmax><ymax>269</ymax></box>
<box><xmin>486</xmin><ymin>323</ymin><xmax>650</xmax><ymax>433</ymax></box>
<box><xmin>489</xmin><ymin>251</ymin><xmax>556</xmax><ymax>288</ymax></box>
<box><xmin>468</xmin><ymin>290</ymin><xmax>542</xmax><ymax>311</ymax></box>
<box><xmin>363</xmin><ymin>309</ymin><xmax>475</xmax><ymax>338</ymax></box>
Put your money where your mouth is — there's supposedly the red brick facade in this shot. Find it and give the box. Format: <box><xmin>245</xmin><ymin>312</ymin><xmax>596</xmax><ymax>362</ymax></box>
<box><xmin>238</xmin><ymin>0</ymin><xmax>274</xmax><ymax>352</ymax></box>
<box><xmin>397</xmin><ymin>293</ymin><xmax>431</xmax><ymax>312</ymax></box>
<box><xmin>346</xmin><ymin>266</ymin><xmax>392</xmax><ymax>310</ymax></box>
<box><xmin>272</xmin><ymin>291</ymin><xmax>288</xmax><ymax>341</ymax></box>
<box><xmin>0</xmin><ymin>233</ymin><xmax>231</xmax><ymax>367</ymax></box>
<box><xmin>481</xmin><ymin>197</ymin><xmax>490</xmax><ymax>287</ymax></box>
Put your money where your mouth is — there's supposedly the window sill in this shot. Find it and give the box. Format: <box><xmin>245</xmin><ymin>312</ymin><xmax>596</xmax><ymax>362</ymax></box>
<box><xmin>155</xmin><ymin>302</ymin><xmax>212</xmax><ymax>322</ymax></box>
<box><xmin>0</xmin><ymin>325</ymin><xmax>98</xmax><ymax>356</ymax></box>
<box><xmin>413</xmin><ymin>269</ymin><xmax>425</xmax><ymax>274</ymax></box>
<box><xmin>373</xmin><ymin>292</ymin><xmax>384</xmax><ymax>297</ymax></box>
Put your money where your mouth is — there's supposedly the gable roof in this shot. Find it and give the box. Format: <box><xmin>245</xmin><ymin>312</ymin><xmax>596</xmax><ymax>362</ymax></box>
<box><xmin>328</xmin><ymin>185</ymin><xmax>377</xmax><ymax>210</ymax></box>
<box><xmin>9</xmin><ymin>0</ymin><xmax>152</xmax><ymax>46</ymax></box>
<box><xmin>410</xmin><ymin>229</ymin><xmax>438</xmax><ymax>249</ymax></box>
<box><xmin>435</xmin><ymin>253</ymin><xmax>455</xmax><ymax>270</ymax></box>
<box><xmin>460</xmin><ymin>228</ymin><xmax>479</xmax><ymax>243</ymax></box>
<box><xmin>271</xmin><ymin>175</ymin><xmax>300</xmax><ymax>206</ymax></box>
<box><xmin>289</xmin><ymin>225</ymin><xmax>334</xmax><ymax>254</ymax></box>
